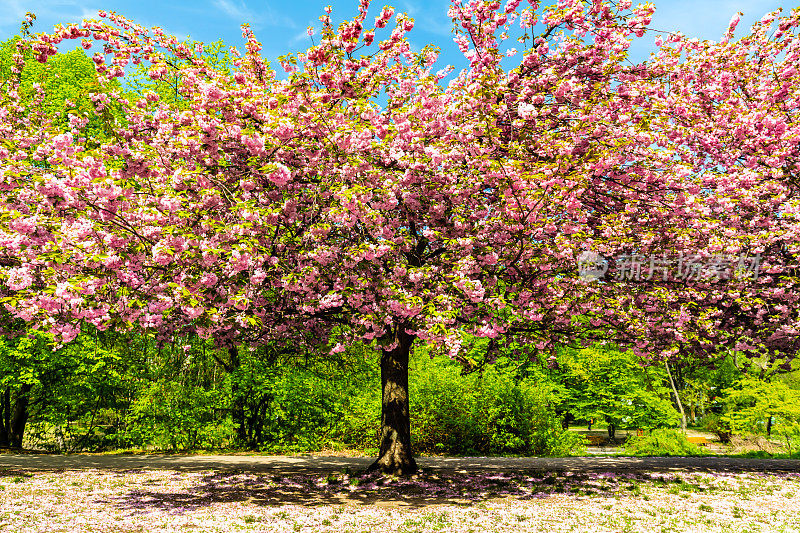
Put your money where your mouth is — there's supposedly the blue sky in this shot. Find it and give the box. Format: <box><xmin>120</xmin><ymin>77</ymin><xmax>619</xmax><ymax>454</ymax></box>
<box><xmin>0</xmin><ymin>0</ymin><xmax>791</xmax><ymax>69</ymax></box>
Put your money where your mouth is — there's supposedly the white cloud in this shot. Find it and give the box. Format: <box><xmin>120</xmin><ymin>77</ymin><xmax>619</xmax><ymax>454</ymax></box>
<box><xmin>212</xmin><ymin>0</ymin><xmax>252</xmax><ymax>20</ymax></box>
<box><xmin>0</xmin><ymin>0</ymin><xmax>52</xmax><ymax>31</ymax></box>
<box><xmin>211</xmin><ymin>0</ymin><xmax>296</xmax><ymax>29</ymax></box>
<box><xmin>650</xmin><ymin>0</ymin><xmax>786</xmax><ymax>39</ymax></box>
<box><xmin>398</xmin><ymin>0</ymin><xmax>452</xmax><ymax>37</ymax></box>
<box><xmin>0</xmin><ymin>0</ymin><xmax>26</xmax><ymax>21</ymax></box>
<box><xmin>407</xmin><ymin>38</ymin><xmax>423</xmax><ymax>54</ymax></box>
<box><xmin>0</xmin><ymin>1</ymin><xmax>111</xmax><ymax>33</ymax></box>
<box><xmin>289</xmin><ymin>25</ymin><xmax>314</xmax><ymax>46</ymax></box>
<box><xmin>0</xmin><ymin>1</ymin><xmax>193</xmax><ymax>45</ymax></box>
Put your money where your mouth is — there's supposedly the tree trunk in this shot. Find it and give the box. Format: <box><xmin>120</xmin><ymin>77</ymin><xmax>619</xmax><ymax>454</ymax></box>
<box><xmin>766</xmin><ymin>415</ymin><xmax>773</xmax><ymax>437</ymax></box>
<box><xmin>9</xmin><ymin>384</ymin><xmax>32</xmax><ymax>448</ymax></box>
<box><xmin>368</xmin><ymin>324</ymin><xmax>417</xmax><ymax>476</ymax></box>
<box><xmin>0</xmin><ymin>387</ymin><xmax>10</xmax><ymax>447</ymax></box>
<box><xmin>606</xmin><ymin>421</ymin><xmax>616</xmax><ymax>441</ymax></box>
<box><xmin>665</xmin><ymin>360</ymin><xmax>687</xmax><ymax>432</ymax></box>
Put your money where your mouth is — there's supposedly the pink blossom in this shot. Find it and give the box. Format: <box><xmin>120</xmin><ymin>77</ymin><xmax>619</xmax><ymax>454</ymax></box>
<box><xmin>266</xmin><ymin>164</ymin><xmax>291</xmax><ymax>186</ymax></box>
<box><xmin>5</xmin><ymin>267</ymin><xmax>33</xmax><ymax>290</ymax></box>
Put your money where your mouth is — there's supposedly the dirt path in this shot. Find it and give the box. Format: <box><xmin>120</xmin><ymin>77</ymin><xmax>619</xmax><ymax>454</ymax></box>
<box><xmin>0</xmin><ymin>453</ymin><xmax>798</xmax><ymax>474</ymax></box>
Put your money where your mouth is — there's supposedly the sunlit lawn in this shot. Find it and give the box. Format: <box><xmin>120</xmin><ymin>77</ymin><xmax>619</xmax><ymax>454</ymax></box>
<box><xmin>1</xmin><ymin>468</ymin><xmax>798</xmax><ymax>532</ymax></box>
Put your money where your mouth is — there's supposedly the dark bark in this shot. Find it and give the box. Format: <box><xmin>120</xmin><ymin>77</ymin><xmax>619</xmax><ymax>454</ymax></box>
<box><xmin>10</xmin><ymin>383</ymin><xmax>32</xmax><ymax>448</ymax></box>
<box><xmin>766</xmin><ymin>415</ymin><xmax>773</xmax><ymax>437</ymax></box>
<box><xmin>607</xmin><ymin>421</ymin><xmax>616</xmax><ymax>440</ymax></box>
<box><xmin>0</xmin><ymin>384</ymin><xmax>32</xmax><ymax>449</ymax></box>
<box><xmin>368</xmin><ymin>324</ymin><xmax>417</xmax><ymax>476</ymax></box>
<box><xmin>0</xmin><ymin>387</ymin><xmax>10</xmax><ymax>447</ymax></box>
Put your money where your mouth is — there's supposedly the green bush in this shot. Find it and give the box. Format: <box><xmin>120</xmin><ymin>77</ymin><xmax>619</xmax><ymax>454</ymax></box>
<box><xmin>13</xmin><ymin>332</ymin><xmax>585</xmax><ymax>456</ymax></box>
<box><xmin>410</xmin><ymin>355</ymin><xmax>475</xmax><ymax>454</ymax></box>
<box><xmin>622</xmin><ymin>428</ymin><xmax>702</xmax><ymax>456</ymax></box>
<box><xmin>775</xmin><ymin>422</ymin><xmax>800</xmax><ymax>458</ymax></box>
<box><xmin>126</xmin><ymin>380</ymin><xmax>234</xmax><ymax>450</ymax></box>
<box><xmin>700</xmin><ymin>413</ymin><xmax>732</xmax><ymax>444</ymax></box>
<box><xmin>255</xmin><ymin>370</ymin><xmax>348</xmax><ymax>452</ymax></box>
<box><xmin>410</xmin><ymin>355</ymin><xmax>585</xmax><ymax>456</ymax></box>
<box><xmin>519</xmin><ymin>382</ymin><xmax>587</xmax><ymax>456</ymax></box>
<box><xmin>721</xmin><ymin>377</ymin><xmax>800</xmax><ymax>440</ymax></box>
<box><xmin>331</xmin><ymin>388</ymin><xmax>380</xmax><ymax>451</ymax></box>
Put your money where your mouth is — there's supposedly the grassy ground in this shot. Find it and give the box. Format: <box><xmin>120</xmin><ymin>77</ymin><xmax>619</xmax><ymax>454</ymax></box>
<box><xmin>1</xmin><ymin>467</ymin><xmax>798</xmax><ymax>532</ymax></box>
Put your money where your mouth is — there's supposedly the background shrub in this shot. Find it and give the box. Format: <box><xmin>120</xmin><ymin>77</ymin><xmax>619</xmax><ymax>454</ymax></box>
<box><xmin>622</xmin><ymin>428</ymin><xmax>702</xmax><ymax>456</ymax></box>
<box><xmin>126</xmin><ymin>380</ymin><xmax>234</xmax><ymax>450</ymax></box>
<box><xmin>410</xmin><ymin>355</ymin><xmax>586</xmax><ymax>456</ymax></box>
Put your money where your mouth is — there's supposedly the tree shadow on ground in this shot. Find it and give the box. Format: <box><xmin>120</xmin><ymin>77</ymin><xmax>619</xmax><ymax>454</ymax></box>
<box><xmin>101</xmin><ymin>468</ymin><xmax>800</xmax><ymax>513</ymax></box>
<box><xmin>1</xmin><ymin>454</ymin><xmax>799</xmax><ymax>475</ymax></box>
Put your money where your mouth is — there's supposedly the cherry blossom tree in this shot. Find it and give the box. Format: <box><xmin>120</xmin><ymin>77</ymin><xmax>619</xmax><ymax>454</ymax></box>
<box><xmin>590</xmin><ymin>8</ymin><xmax>800</xmax><ymax>375</ymax></box>
<box><xmin>0</xmin><ymin>0</ymin><xmax>736</xmax><ymax>474</ymax></box>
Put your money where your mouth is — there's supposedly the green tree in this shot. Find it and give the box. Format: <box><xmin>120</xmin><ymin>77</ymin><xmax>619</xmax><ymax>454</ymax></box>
<box><xmin>124</xmin><ymin>38</ymin><xmax>236</xmax><ymax>109</ymax></box>
<box><xmin>722</xmin><ymin>375</ymin><xmax>800</xmax><ymax>442</ymax></box>
<box><xmin>559</xmin><ymin>346</ymin><xmax>680</xmax><ymax>440</ymax></box>
<box><xmin>0</xmin><ymin>35</ymin><xmax>122</xmax><ymax>149</ymax></box>
<box><xmin>0</xmin><ymin>329</ymin><xmax>129</xmax><ymax>449</ymax></box>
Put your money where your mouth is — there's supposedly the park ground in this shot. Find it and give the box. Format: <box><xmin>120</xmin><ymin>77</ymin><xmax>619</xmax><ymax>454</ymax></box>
<box><xmin>1</xmin><ymin>452</ymin><xmax>799</xmax><ymax>532</ymax></box>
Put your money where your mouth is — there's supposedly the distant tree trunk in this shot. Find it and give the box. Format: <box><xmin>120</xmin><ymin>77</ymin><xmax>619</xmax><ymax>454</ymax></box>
<box><xmin>606</xmin><ymin>421</ymin><xmax>616</xmax><ymax>440</ymax></box>
<box><xmin>561</xmin><ymin>412</ymin><xmax>573</xmax><ymax>430</ymax></box>
<box><xmin>665</xmin><ymin>360</ymin><xmax>687</xmax><ymax>432</ymax></box>
<box><xmin>0</xmin><ymin>387</ymin><xmax>10</xmax><ymax>447</ymax></box>
<box><xmin>766</xmin><ymin>415</ymin><xmax>773</xmax><ymax>437</ymax></box>
<box><xmin>1</xmin><ymin>384</ymin><xmax>32</xmax><ymax>449</ymax></box>
<box><xmin>368</xmin><ymin>324</ymin><xmax>417</xmax><ymax>476</ymax></box>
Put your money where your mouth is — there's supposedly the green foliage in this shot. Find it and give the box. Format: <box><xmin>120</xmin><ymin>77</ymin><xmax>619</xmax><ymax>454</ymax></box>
<box><xmin>124</xmin><ymin>39</ymin><xmax>237</xmax><ymax>109</ymax></box>
<box><xmin>226</xmin><ymin>343</ymin><xmax>380</xmax><ymax>452</ymax></box>
<box><xmin>622</xmin><ymin>429</ymin><xmax>702</xmax><ymax>456</ymax></box>
<box><xmin>0</xmin><ymin>37</ymin><xmax>123</xmax><ymax>145</ymax></box>
<box><xmin>126</xmin><ymin>380</ymin><xmax>233</xmax><ymax>451</ymax></box>
<box><xmin>326</xmin><ymin>350</ymin><xmax>381</xmax><ymax>451</ymax></box>
<box><xmin>10</xmin><ymin>323</ymin><xmax>799</xmax><ymax>458</ymax></box>
<box><xmin>721</xmin><ymin>376</ymin><xmax>800</xmax><ymax>435</ymax></box>
<box><xmin>410</xmin><ymin>353</ymin><xmax>585</xmax><ymax>456</ymax></box>
<box><xmin>700</xmin><ymin>413</ymin><xmax>732</xmax><ymax>444</ymax></box>
<box><xmin>103</xmin><ymin>340</ymin><xmax>584</xmax><ymax>456</ymax></box>
<box><xmin>778</xmin><ymin>424</ymin><xmax>800</xmax><ymax>458</ymax></box>
<box><xmin>0</xmin><ymin>328</ymin><xmax>134</xmax><ymax>450</ymax></box>
<box><xmin>250</xmin><ymin>365</ymin><xmax>346</xmax><ymax>452</ymax></box>
<box><xmin>558</xmin><ymin>346</ymin><xmax>680</xmax><ymax>432</ymax></box>
<box><xmin>718</xmin><ymin>375</ymin><xmax>800</xmax><ymax>455</ymax></box>
<box><xmin>27</xmin><ymin>333</ymin><xmax>130</xmax><ymax>450</ymax></box>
